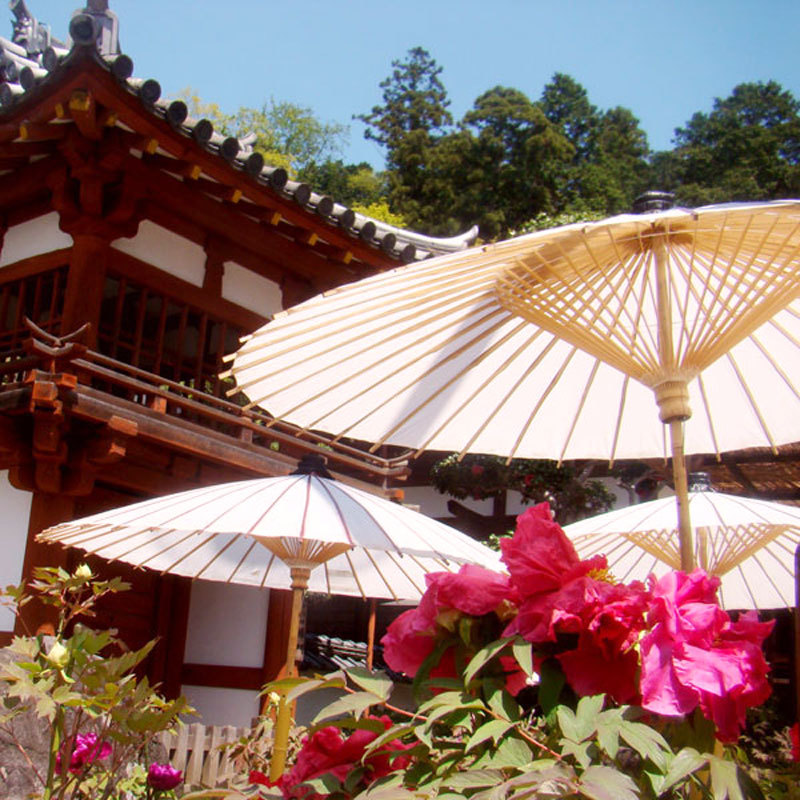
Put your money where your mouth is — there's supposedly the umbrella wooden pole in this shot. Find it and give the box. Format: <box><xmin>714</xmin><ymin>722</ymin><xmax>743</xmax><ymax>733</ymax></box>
<box><xmin>269</xmin><ymin>565</ymin><xmax>311</xmax><ymax>782</ymax></box>
<box><xmin>366</xmin><ymin>598</ymin><xmax>377</xmax><ymax>670</ymax></box>
<box><xmin>669</xmin><ymin>419</ymin><xmax>695</xmax><ymax>571</ymax></box>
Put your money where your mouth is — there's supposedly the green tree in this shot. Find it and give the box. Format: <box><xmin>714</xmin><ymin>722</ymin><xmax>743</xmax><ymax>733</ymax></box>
<box><xmin>455</xmin><ymin>86</ymin><xmax>574</xmax><ymax>238</ymax></box>
<box><xmin>356</xmin><ymin>47</ymin><xmax>455</xmax><ymax>232</ymax></box>
<box><xmin>538</xmin><ymin>74</ymin><xmax>650</xmax><ymax>214</ymax></box>
<box><xmin>296</xmin><ymin>160</ymin><xmax>387</xmax><ymax>207</ymax></box>
<box><xmin>659</xmin><ymin>80</ymin><xmax>800</xmax><ymax>205</ymax></box>
<box><xmin>179</xmin><ymin>89</ymin><xmax>349</xmax><ymax>175</ymax></box>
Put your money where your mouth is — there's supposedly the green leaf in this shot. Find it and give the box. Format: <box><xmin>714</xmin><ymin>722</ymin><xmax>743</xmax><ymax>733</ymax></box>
<box><xmin>557</xmin><ymin>705</ymin><xmax>579</xmax><ymax>740</ymax></box>
<box><xmin>444</xmin><ymin>770</ymin><xmax>505</xmax><ymax>789</ymax></box>
<box><xmin>464</xmin><ymin>637</ymin><xmax>513</xmax><ymax>684</ymax></box>
<box><xmin>511</xmin><ymin>636</ymin><xmax>534</xmax><ymax>678</ymax></box>
<box><xmin>574</xmin><ymin>694</ymin><xmax>605</xmax><ymax>740</ymax></box>
<box><xmin>346</xmin><ymin>667</ymin><xmax>393</xmax><ymax>700</ymax></box>
<box><xmin>465</xmin><ymin>719</ymin><xmax>514</xmax><ymax>752</ymax></box>
<box><xmin>311</xmin><ymin>691</ymin><xmax>376</xmax><ymax>724</ymax></box>
<box><xmin>484</xmin><ymin>682</ymin><xmax>521</xmax><ymax>723</ymax></box>
<box><xmin>580</xmin><ymin>765</ymin><xmax>639</xmax><ymax>800</ymax></box>
<box><xmin>482</xmin><ymin>734</ymin><xmax>532</xmax><ymax>769</ymax></box>
<box><xmin>709</xmin><ymin>755</ymin><xmax>745</xmax><ymax>800</ymax></box>
<box><xmin>537</xmin><ymin>659</ymin><xmax>566</xmax><ymax>716</ymax></box>
<box><xmin>284</xmin><ymin>676</ymin><xmax>346</xmax><ymax>703</ymax></box>
<box><xmin>618</xmin><ymin>719</ymin><xmax>671</xmax><ymax>771</ymax></box>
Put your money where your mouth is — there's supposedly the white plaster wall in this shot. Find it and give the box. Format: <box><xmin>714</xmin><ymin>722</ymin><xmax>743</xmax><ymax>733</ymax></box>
<box><xmin>222</xmin><ymin>261</ymin><xmax>283</xmax><ymax>316</ymax></box>
<box><xmin>180</xmin><ymin>685</ymin><xmax>261</xmax><ymax>728</ymax></box>
<box><xmin>0</xmin><ymin>470</ymin><xmax>32</xmax><ymax>632</ymax></box>
<box><xmin>112</xmin><ymin>221</ymin><xmax>206</xmax><ymax>286</ymax></box>
<box><xmin>184</xmin><ymin>581</ymin><xmax>269</xmax><ymax>667</ymax></box>
<box><xmin>181</xmin><ymin>581</ymin><xmax>270</xmax><ymax>726</ymax></box>
<box><xmin>0</xmin><ymin>213</ymin><xmax>72</xmax><ymax>267</ymax></box>
<box><xmin>403</xmin><ymin>476</ymin><xmax>635</xmax><ymax>524</ymax></box>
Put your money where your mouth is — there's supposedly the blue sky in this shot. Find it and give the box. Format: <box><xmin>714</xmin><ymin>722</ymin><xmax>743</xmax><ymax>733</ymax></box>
<box><xmin>24</xmin><ymin>1</ymin><xmax>800</xmax><ymax>169</ymax></box>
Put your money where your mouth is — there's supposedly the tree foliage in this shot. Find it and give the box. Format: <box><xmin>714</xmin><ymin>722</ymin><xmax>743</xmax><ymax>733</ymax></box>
<box><xmin>653</xmin><ymin>80</ymin><xmax>800</xmax><ymax>205</ymax></box>
<box><xmin>179</xmin><ymin>89</ymin><xmax>349</xmax><ymax>175</ymax></box>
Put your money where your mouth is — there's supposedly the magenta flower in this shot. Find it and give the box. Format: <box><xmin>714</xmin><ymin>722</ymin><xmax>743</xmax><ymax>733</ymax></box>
<box><xmin>640</xmin><ymin>569</ymin><xmax>774</xmax><ymax>741</ymax></box>
<box><xmin>147</xmin><ymin>762</ymin><xmax>183</xmax><ymax>791</ymax></box>
<box><xmin>502</xmin><ymin>504</ymin><xmax>650</xmax><ymax>703</ymax></box>
<box><xmin>382</xmin><ymin>564</ymin><xmax>514</xmax><ymax>678</ymax></box>
<box><xmin>278</xmin><ymin>716</ymin><xmax>412</xmax><ymax>799</ymax></box>
<box><xmin>56</xmin><ymin>732</ymin><xmax>112</xmax><ymax>774</ymax></box>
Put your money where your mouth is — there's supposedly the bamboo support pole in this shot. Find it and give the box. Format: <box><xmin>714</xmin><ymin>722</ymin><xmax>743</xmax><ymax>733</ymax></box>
<box><xmin>269</xmin><ymin>566</ymin><xmax>310</xmax><ymax>782</ymax></box>
<box><xmin>669</xmin><ymin>419</ymin><xmax>694</xmax><ymax>571</ymax></box>
<box><xmin>366</xmin><ymin>598</ymin><xmax>377</xmax><ymax>671</ymax></box>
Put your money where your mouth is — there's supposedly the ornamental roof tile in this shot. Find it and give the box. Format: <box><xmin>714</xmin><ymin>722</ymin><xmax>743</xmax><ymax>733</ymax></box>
<box><xmin>0</xmin><ymin>0</ymin><xmax>478</xmax><ymax>264</ymax></box>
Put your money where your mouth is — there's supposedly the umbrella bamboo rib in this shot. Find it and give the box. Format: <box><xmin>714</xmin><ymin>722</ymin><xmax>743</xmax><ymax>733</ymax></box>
<box><xmin>723</xmin><ymin>351</ymin><xmax>777</xmax><ymax>452</ymax></box>
<box><xmin>507</xmin><ymin>346</ymin><xmax>580</xmax><ymax>462</ymax></box>
<box><xmin>454</xmin><ymin>331</ymin><xmax>562</xmax><ymax>461</ymax></box>
<box><xmin>233</xmin><ymin>273</ymin><xmax>505</xmax><ymax>398</ymax></box>
<box><xmin>280</xmin><ymin>305</ymin><xmax>513</xmax><ymax>433</ymax></box>
<box><xmin>350</xmin><ymin>320</ymin><xmax>539</xmax><ymax>453</ymax></box>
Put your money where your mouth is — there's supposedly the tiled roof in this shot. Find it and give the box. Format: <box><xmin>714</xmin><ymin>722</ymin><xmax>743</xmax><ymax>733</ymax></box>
<box><xmin>0</xmin><ymin>1</ymin><xmax>478</xmax><ymax>264</ymax></box>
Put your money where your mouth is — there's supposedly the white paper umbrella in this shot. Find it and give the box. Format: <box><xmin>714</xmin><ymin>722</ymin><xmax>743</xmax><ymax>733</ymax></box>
<box><xmin>562</xmin><ymin>484</ymin><xmax>800</xmax><ymax>609</ymax></box>
<box><xmin>39</xmin><ymin>467</ymin><xmax>502</xmax><ymax>778</ymax></box>
<box><xmin>227</xmin><ymin>199</ymin><xmax>800</xmax><ymax>570</ymax></box>
<box><xmin>37</xmin><ymin>473</ymin><xmax>501</xmax><ymax>600</ymax></box>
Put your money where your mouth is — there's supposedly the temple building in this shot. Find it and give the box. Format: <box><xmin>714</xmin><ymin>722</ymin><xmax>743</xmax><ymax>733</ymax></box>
<box><xmin>0</xmin><ymin>0</ymin><xmax>477</xmax><ymax>724</ymax></box>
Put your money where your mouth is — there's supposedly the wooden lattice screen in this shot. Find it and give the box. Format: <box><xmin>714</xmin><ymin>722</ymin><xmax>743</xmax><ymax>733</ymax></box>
<box><xmin>98</xmin><ymin>273</ymin><xmax>247</xmax><ymax>399</ymax></box>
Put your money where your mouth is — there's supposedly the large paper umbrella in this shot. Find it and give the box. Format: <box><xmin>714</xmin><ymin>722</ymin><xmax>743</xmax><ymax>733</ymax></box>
<box><xmin>562</xmin><ymin>475</ymin><xmax>800</xmax><ymax>610</ymax></box>
<box><xmin>227</xmin><ymin>199</ymin><xmax>800</xmax><ymax>571</ymax></box>
<box><xmin>38</xmin><ymin>458</ymin><xmax>501</xmax><ymax>776</ymax></box>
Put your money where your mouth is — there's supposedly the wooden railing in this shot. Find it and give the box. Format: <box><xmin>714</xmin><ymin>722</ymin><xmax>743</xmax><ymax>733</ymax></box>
<box><xmin>0</xmin><ymin>324</ymin><xmax>411</xmax><ymax>483</ymax></box>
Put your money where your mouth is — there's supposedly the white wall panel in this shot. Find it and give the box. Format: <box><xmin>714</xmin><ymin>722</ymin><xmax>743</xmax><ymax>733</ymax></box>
<box><xmin>222</xmin><ymin>261</ymin><xmax>282</xmax><ymax>316</ymax></box>
<box><xmin>112</xmin><ymin>221</ymin><xmax>205</xmax><ymax>286</ymax></box>
<box><xmin>0</xmin><ymin>471</ymin><xmax>32</xmax><ymax>632</ymax></box>
<box><xmin>0</xmin><ymin>213</ymin><xmax>72</xmax><ymax>267</ymax></box>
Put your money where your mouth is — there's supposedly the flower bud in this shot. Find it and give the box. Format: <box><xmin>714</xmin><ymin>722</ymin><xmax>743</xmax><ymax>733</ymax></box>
<box><xmin>74</xmin><ymin>564</ymin><xmax>93</xmax><ymax>580</ymax></box>
<box><xmin>46</xmin><ymin>641</ymin><xmax>70</xmax><ymax>668</ymax></box>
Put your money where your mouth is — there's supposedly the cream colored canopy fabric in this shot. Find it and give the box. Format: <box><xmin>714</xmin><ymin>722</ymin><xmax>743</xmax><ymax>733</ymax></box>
<box><xmin>227</xmin><ymin>201</ymin><xmax>800</xmax><ymax>464</ymax></box>
<box><xmin>38</xmin><ymin>475</ymin><xmax>502</xmax><ymax>601</ymax></box>
<box><xmin>562</xmin><ymin>490</ymin><xmax>800</xmax><ymax>609</ymax></box>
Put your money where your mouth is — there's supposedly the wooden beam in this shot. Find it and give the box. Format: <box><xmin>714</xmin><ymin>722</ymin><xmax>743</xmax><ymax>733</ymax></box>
<box><xmin>76</xmin><ymin>64</ymin><xmax>397</xmax><ymax>268</ymax></box>
<box><xmin>0</xmin><ymin>248</ymin><xmax>70</xmax><ymax>284</ymax></box>
<box><xmin>14</xmin><ymin>492</ymin><xmax>75</xmax><ymax>637</ymax></box>
<box><xmin>68</xmin><ymin>90</ymin><xmax>101</xmax><ymax>141</ymax></box>
<box><xmin>0</xmin><ymin>154</ymin><xmax>66</xmax><ymax>211</ymax></box>
<box><xmin>181</xmin><ymin>662</ymin><xmax>264</xmax><ymax>691</ymax></box>
<box><xmin>122</xmin><ymin>155</ymin><xmax>342</xmax><ymax>287</ymax></box>
<box><xmin>19</xmin><ymin>121</ymin><xmax>71</xmax><ymax>142</ymax></box>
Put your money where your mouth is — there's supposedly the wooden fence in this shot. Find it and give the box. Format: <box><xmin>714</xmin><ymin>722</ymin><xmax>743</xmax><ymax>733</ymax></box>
<box><xmin>157</xmin><ymin>722</ymin><xmax>255</xmax><ymax>787</ymax></box>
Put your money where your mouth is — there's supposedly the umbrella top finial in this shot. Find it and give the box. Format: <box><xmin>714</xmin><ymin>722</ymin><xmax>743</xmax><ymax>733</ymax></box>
<box><xmin>291</xmin><ymin>452</ymin><xmax>334</xmax><ymax>479</ymax></box>
<box><xmin>632</xmin><ymin>191</ymin><xmax>675</xmax><ymax>213</ymax></box>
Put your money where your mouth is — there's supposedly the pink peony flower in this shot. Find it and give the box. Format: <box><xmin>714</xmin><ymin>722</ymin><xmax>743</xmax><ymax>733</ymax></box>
<box><xmin>147</xmin><ymin>762</ymin><xmax>183</xmax><ymax>791</ymax></box>
<box><xmin>790</xmin><ymin>722</ymin><xmax>800</xmax><ymax>763</ymax></box>
<box><xmin>382</xmin><ymin>564</ymin><xmax>514</xmax><ymax>678</ymax></box>
<box><xmin>56</xmin><ymin>732</ymin><xmax>112</xmax><ymax>774</ymax></box>
<box><xmin>640</xmin><ymin>569</ymin><xmax>774</xmax><ymax>741</ymax></box>
<box><xmin>502</xmin><ymin>504</ymin><xmax>649</xmax><ymax>702</ymax></box>
<box><xmin>278</xmin><ymin>716</ymin><xmax>412</xmax><ymax>799</ymax></box>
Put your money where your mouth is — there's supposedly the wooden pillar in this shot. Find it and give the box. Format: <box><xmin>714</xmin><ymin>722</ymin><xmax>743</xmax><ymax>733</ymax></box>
<box><xmin>61</xmin><ymin>233</ymin><xmax>112</xmax><ymax>347</ymax></box>
<box><xmin>261</xmin><ymin>588</ymin><xmax>293</xmax><ymax>685</ymax></box>
<box><xmin>14</xmin><ymin>491</ymin><xmax>75</xmax><ymax>636</ymax></box>
<box><xmin>149</xmin><ymin>574</ymin><xmax>192</xmax><ymax>699</ymax></box>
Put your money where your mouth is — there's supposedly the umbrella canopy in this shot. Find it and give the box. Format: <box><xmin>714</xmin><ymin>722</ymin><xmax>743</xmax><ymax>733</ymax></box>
<box><xmin>227</xmin><ymin>199</ymin><xmax>800</xmax><ymax>569</ymax></box>
<box><xmin>37</xmin><ymin>473</ymin><xmax>501</xmax><ymax>601</ymax></box>
<box><xmin>562</xmin><ymin>486</ymin><xmax>800</xmax><ymax>609</ymax></box>
<box><xmin>228</xmin><ymin>200</ymin><xmax>800</xmax><ymax>462</ymax></box>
